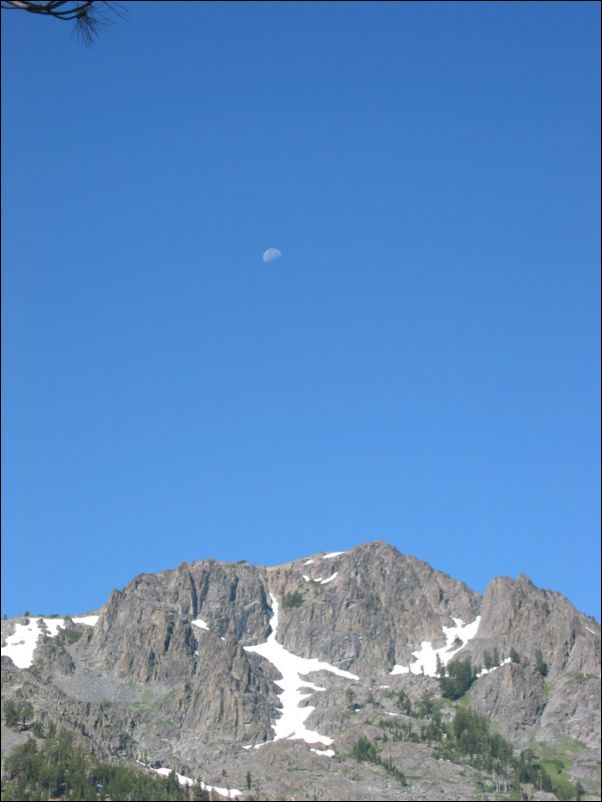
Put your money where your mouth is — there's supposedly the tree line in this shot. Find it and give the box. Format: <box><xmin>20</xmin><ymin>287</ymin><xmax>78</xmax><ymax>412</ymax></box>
<box><xmin>1</xmin><ymin>728</ymin><xmax>209</xmax><ymax>802</ymax></box>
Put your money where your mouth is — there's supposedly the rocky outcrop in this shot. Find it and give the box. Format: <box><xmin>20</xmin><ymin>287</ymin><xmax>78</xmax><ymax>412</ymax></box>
<box><xmin>269</xmin><ymin>542</ymin><xmax>480</xmax><ymax>675</ymax></box>
<box><xmin>1</xmin><ymin>540</ymin><xmax>600</xmax><ymax>800</ymax></box>
<box><xmin>87</xmin><ymin>560</ymin><xmax>272</xmax><ymax>683</ymax></box>
<box><xmin>540</xmin><ymin>673</ymin><xmax>601</xmax><ymax>749</ymax></box>
<box><xmin>468</xmin><ymin>661</ymin><xmax>547</xmax><ymax>740</ymax></box>
<box><xmin>459</xmin><ymin>574</ymin><xmax>600</xmax><ymax>679</ymax></box>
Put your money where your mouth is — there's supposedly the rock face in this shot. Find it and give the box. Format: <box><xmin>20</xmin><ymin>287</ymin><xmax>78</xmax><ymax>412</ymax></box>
<box><xmin>1</xmin><ymin>541</ymin><xmax>600</xmax><ymax>801</ymax></box>
<box><xmin>269</xmin><ymin>542</ymin><xmax>480</xmax><ymax>675</ymax></box>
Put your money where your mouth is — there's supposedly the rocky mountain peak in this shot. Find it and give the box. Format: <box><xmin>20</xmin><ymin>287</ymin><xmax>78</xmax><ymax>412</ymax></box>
<box><xmin>1</xmin><ymin>541</ymin><xmax>599</xmax><ymax>801</ymax></box>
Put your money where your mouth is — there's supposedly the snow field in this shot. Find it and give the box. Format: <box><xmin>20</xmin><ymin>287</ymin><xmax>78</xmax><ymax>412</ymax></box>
<box><xmin>391</xmin><ymin>616</ymin><xmax>481</xmax><ymax>677</ymax></box>
<box><xmin>244</xmin><ymin>593</ymin><xmax>358</xmax><ymax>748</ymax></box>
<box><xmin>1</xmin><ymin>615</ymin><xmax>99</xmax><ymax>669</ymax></box>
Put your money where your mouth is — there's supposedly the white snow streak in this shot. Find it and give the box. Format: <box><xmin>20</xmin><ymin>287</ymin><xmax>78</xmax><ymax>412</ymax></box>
<box><xmin>303</xmin><ymin>559</ymin><xmax>315</xmax><ymax>565</ymax></box>
<box><xmin>322</xmin><ymin>551</ymin><xmax>345</xmax><ymax>559</ymax></box>
<box><xmin>310</xmin><ymin>748</ymin><xmax>335</xmax><ymax>757</ymax></box>
<box><xmin>71</xmin><ymin>615</ymin><xmax>100</xmax><ymax>626</ymax></box>
<box><xmin>585</xmin><ymin>626</ymin><xmax>597</xmax><ymax>635</ymax></box>
<box><xmin>191</xmin><ymin>618</ymin><xmax>210</xmax><ymax>631</ymax></box>
<box><xmin>302</xmin><ymin>572</ymin><xmax>338</xmax><ymax>585</ymax></box>
<box><xmin>244</xmin><ymin>593</ymin><xmax>358</xmax><ymax>747</ymax></box>
<box><xmin>2</xmin><ymin>615</ymin><xmax>99</xmax><ymax>669</ymax></box>
<box><xmin>391</xmin><ymin>616</ymin><xmax>481</xmax><ymax>677</ymax></box>
<box><xmin>476</xmin><ymin>657</ymin><xmax>512</xmax><ymax>677</ymax></box>
<box><xmin>152</xmin><ymin>766</ymin><xmax>241</xmax><ymax>799</ymax></box>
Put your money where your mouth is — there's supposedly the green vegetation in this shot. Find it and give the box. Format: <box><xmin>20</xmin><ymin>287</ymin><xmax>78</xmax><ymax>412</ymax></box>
<box><xmin>351</xmin><ymin>736</ymin><xmax>407</xmax><ymax>787</ymax></box>
<box><xmin>3</xmin><ymin>699</ymin><xmax>34</xmax><ymax>731</ymax></box>
<box><xmin>396</xmin><ymin>689</ymin><xmax>412</xmax><ymax>715</ymax></box>
<box><xmin>440</xmin><ymin>659</ymin><xmax>476</xmax><ymax>700</ymax></box>
<box><xmin>0</xmin><ymin>729</ymin><xmax>207</xmax><ymax>801</ymax></box>
<box><xmin>568</xmin><ymin>672</ymin><xmax>599</xmax><ymax>683</ymax></box>
<box><xmin>535</xmin><ymin>648</ymin><xmax>549</xmax><ymax>677</ymax></box>
<box><xmin>483</xmin><ymin>647</ymin><xmax>500</xmax><ymax>670</ymax></box>
<box><xmin>509</xmin><ymin>647</ymin><xmax>520</xmax><ymax>664</ymax></box>
<box><xmin>415</xmin><ymin>690</ymin><xmax>436</xmax><ymax>718</ymax></box>
<box><xmin>58</xmin><ymin>628</ymin><xmax>83</xmax><ymax>644</ymax></box>
<box><xmin>351</xmin><ymin>735</ymin><xmax>379</xmax><ymax>763</ymax></box>
<box><xmin>530</xmin><ymin>737</ymin><xmax>591</xmax><ymax>800</ymax></box>
<box><xmin>282</xmin><ymin>591</ymin><xmax>304</xmax><ymax>609</ymax></box>
<box><xmin>375</xmin><ymin>687</ymin><xmax>581</xmax><ymax>800</ymax></box>
<box><xmin>433</xmin><ymin>708</ymin><xmax>579</xmax><ymax>800</ymax></box>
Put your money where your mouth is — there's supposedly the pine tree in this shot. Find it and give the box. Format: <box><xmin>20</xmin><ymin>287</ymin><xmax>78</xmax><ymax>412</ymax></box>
<box><xmin>3</xmin><ymin>698</ymin><xmax>18</xmax><ymax>728</ymax></box>
<box><xmin>535</xmin><ymin>649</ymin><xmax>548</xmax><ymax>677</ymax></box>
<box><xmin>396</xmin><ymin>690</ymin><xmax>412</xmax><ymax>715</ymax></box>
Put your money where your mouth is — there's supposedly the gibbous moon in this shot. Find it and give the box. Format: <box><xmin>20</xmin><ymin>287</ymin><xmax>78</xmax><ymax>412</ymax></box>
<box><xmin>262</xmin><ymin>248</ymin><xmax>282</xmax><ymax>262</ymax></box>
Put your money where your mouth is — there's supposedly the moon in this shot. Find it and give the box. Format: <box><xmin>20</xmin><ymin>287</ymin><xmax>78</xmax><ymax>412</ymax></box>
<box><xmin>262</xmin><ymin>248</ymin><xmax>282</xmax><ymax>262</ymax></box>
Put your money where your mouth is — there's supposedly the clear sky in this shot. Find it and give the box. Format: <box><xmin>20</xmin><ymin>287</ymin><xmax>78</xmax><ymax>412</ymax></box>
<box><xmin>2</xmin><ymin>2</ymin><xmax>600</xmax><ymax>621</ymax></box>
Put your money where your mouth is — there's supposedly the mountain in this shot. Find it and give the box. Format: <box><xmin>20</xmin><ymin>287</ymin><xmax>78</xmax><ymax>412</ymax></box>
<box><xmin>1</xmin><ymin>541</ymin><xmax>600</xmax><ymax>801</ymax></box>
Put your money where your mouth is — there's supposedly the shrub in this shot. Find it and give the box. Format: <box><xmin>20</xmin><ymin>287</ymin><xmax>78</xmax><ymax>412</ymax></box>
<box><xmin>352</xmin><ymin>736</ymin><xmax>379</xmax><ymax>763</ymax></box>
<box><xmin>351</xmin><ymin>737</ymin><xmax>407</xmax><ymax>786</ymax></box>
<box><xmin>535</xmin><ymin>649</ymin><xmax>548</xmax><ymax>677</ymax></box>
<box><xmin>60</xmin><ymin>628</ymin><xmax>83</xmax><ymax>644</ymax></box>
<box><xmin>396</xmin><ymin>690</ymin><xmax>412</xmax><ymax>715</ymax></box>
<box><xmin>282</xmin><ymin>592</ymin><xmax>304</xmax><ymax>610</ymax></box>
<box><xmin>440</xmin><ymin>659</ymin><xmax>476</xmax><ymax>700</ymax></box>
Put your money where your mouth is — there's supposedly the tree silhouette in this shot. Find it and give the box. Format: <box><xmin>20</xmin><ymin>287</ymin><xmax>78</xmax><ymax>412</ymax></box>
<box><xmin>1</xmin><ymin>1</ymin><xmax>122</xmax><ymax>45</ymax></box>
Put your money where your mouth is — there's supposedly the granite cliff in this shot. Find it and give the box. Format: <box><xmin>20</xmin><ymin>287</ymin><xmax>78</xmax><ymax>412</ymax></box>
<box><xmin>2</xmin><ymin>541</ymin><xmax>600</xmax><ymax>801</ymax></box>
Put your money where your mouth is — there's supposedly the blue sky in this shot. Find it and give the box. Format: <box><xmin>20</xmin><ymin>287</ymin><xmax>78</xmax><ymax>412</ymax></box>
<box><xmin>2</xmin><ymin>1</ymin><xmax>600</xmax><ymax>620</ymax></box>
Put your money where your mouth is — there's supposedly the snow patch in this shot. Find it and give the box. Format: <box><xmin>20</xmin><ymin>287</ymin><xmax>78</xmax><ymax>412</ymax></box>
<box><xmin>1</xmin><ymin>615</ymin><xmax>99</xmax><ymax>669</ymax></box>
<box><xmin>191</xmin><ymin>618</ymin><xmax>210</xmax><ymax>631</ymax></box>
<box><xmin>244</xmin><ymin>593</ymin><xmax>358</xmax><ymax>747</ymax></box>
<box><xmin>151</xmin><ymin>766</ymin><xmax>241</xmax><ymax>799</ymax></box>
<box><xmin>310</xmin><ymin>748</ymin><xmax>335</xmax><ymax>757</ymax></box>
<box><xmin>585</xmin><ymin>626</ymin><xmax>597</xmax><ymax>635</ymax></box>
<box><xmin>71</xmin><ymin>615</ymin><xmax>100</xmax><ymax>626</ymax></box>
<box><xmin>322</xmin><ymin>551</ymin><xmax>345</xmax><ymax>559</ymax></box>
<box><xmin>476</xmin><ymin>657</ymin><xmax>512</xmax><ymax>677</ymax></box>
<box><xmin>391</xmin><ymin>616</ymin><xmax>481</xmax><ymax>677</ymax></box>
<box><xmin>303</xmin><ymin>559</ymin><xmax>315</xmax><ymax>566</ymax></box>
<box><xmin>302</xmin><ymin>572</ymin><xmax>338</xmax><ymax>585</ymax></box>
